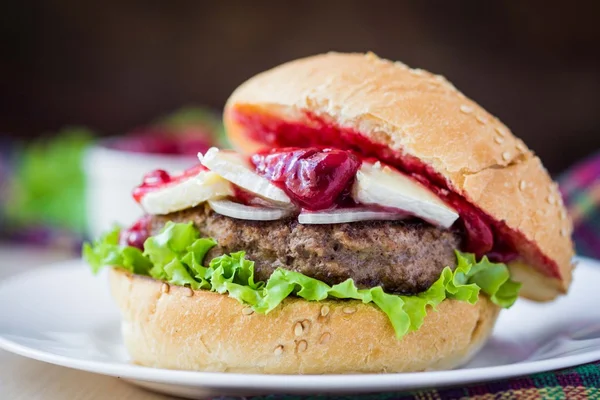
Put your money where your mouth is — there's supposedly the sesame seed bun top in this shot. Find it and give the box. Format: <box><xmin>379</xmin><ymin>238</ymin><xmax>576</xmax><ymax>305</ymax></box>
<box><xmin>223</xmin><ymin>52</ymin><xmax>575</xmax><ymax>301</ymax></box>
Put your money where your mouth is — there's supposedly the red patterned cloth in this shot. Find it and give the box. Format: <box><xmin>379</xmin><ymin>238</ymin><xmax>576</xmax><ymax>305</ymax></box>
<box><xmin>233</xmin><ymin>361</ymin><xmax>600</xmax><ymax>399</ymax></box>
<box><xmin>559</xmin><ymin>152</ymin><xmax>600</xmax><ymax>259</ymax></box>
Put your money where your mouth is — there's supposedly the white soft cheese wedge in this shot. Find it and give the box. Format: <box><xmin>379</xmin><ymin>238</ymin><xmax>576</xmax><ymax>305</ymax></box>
<box><xmin>199</xmin><ymin>147</ymin><xmax>291</xmax><ymax>205</ymax></box>
<box><xmin>351</xmin><ymin>162</ymin><xmax>459</xmax><ymax>228</ymax></box>
<box><xmin>141</xmin><ymin>171</ymin><xmax>233</xmax><ymax>215</ymax></box>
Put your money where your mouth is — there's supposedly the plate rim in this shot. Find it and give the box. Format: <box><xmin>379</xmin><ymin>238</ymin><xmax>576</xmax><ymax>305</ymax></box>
<box><xmin>0</xmin><ymin>257</ymin><xmax>599</xmax><ymax>392</ymax></box>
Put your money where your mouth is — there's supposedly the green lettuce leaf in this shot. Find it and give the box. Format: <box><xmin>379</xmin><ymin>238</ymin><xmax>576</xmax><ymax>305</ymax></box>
<box><xmin>83</xmin><ymin>222</ymin><xmax>521</xmax><ymax>339</ymax></box>
<box><xmin>82</xmin><ymin>227</ymin><xmax>152</xmax><ymax>275</ymax></box>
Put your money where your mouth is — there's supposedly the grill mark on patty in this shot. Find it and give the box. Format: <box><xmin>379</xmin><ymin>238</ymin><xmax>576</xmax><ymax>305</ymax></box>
<box><xmin>150</xmin><ymin>204</ymin><xmax>461</xmax><ymax>294</ymax></box>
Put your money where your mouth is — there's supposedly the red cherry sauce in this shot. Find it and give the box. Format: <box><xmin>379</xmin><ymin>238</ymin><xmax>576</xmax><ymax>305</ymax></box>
<box><xmin>119</xmin><ymin>214</ymin><xmax>152</xmax><ymax>249</ymax></box>
<box><xmin>251</xmin><ymin>147</ymin><xmax>360</xmax><ymax>211</ymax></box>
<box><xmin>132</xmin><ymin>164</ymin><xmax>207</xmax><ymax>203</ymax></box>
<box><xmin>232</xmin><ymin>109</ymin><xmax>559</xmax><ymax>277</ymax></box>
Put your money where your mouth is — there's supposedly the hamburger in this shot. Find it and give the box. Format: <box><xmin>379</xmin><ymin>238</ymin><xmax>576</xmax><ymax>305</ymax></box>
<box><xmin>84</xmin><ymin>52</ymin><xmax>574</xmax><ymax>374</ymax></box>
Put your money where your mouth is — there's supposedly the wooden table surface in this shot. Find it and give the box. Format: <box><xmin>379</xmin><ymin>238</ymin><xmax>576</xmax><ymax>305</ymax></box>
<box><xmin>0</xmin><ymin>244</ymin><xmax>173</xmax><ymax>400</ymax></box>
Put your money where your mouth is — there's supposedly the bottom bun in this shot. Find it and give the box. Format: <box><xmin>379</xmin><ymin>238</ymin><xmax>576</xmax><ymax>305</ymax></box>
<box><xmin>109</xmin><ymin>268</ymin><xmax>500</xmax><ymax>374</ymax></box>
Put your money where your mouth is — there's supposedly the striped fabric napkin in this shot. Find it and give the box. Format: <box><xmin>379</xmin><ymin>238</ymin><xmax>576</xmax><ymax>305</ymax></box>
<box><xmin>559</xmin><ymin>152</ymin><xmax>600</xmax><ymax>259</ymax></box>
<box><xmin>224</xmin><ymin>362</ymin><xmax>600</xmax><ymax>400</ymax></box>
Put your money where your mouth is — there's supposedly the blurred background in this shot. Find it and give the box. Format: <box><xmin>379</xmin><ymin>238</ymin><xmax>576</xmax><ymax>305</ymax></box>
<box><xmin>0</xmin><ymin>1</ymin><xmax>599</xmax><ymax>256</ymax></box>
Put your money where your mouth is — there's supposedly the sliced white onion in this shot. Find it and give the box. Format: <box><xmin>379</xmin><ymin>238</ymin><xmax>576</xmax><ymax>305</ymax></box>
<box><xmin>208</xmin><ymin>199</ymin><xmax>292</xmax><ymax>221</ymax></box>
<box><xmin>298</xmin><ymin>208</ymin><xmax>408</xmax><ymax>224</ymax></box>
<box><xmin>141</xmin><ymin>171</ymin><xmax>233</xmax><ymax>215</ymax></box>
<box><xmin>199</xmin><ymin>147</ymin><xmax>291</xmax><ymax>205</ymax></box>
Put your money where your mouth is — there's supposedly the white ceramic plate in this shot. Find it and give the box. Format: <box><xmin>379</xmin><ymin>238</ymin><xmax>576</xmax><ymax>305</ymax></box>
<box><xmin>1</xmin><ymin>259</ymin><xmax>599</xmax><ymax>398</ymax></box>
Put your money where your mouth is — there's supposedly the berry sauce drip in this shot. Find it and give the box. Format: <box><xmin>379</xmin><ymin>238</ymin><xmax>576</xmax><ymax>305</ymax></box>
<box><xmin>119</xmin><ymin>215</ymin><xmax>152</xmax><ymax>249</ymax></box>
<box><xmin>132</xmin><ymin>164</ymin><xmax>207</xmax><ymax>203</ymax></box>
<box><xmin>251</xmin><ymin>147</ymin><xmax>361</xmax><ymax>211</ymax></box>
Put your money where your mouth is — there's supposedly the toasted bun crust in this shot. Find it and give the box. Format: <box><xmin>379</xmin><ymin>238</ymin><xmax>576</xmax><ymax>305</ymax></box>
<box><xmin>110</xmin><ymin>268</ymin><xmax>500</xmax><ymax>374</ymax></box>
<box><xmin>223</xmin><ymin>52</ymin><xmax>574</xmax><ymax>300</ymax></box>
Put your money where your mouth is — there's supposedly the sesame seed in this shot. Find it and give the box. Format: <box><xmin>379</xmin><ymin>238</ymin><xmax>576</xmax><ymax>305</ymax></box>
<box><xmin>294</xmin><ymin>322</ymin><xmax>304</xmax><ymax>336</ymax></box>
<box><xmin>561</xmin><ymin>227</ymin><xmax>568</xmax><ymax>237</ymax></box>
<box><xmin>460</xmin><ymin>105</ymin><xmax>473</xmax><ymax>114</ymax></box>
<box><xmin>519</xmin><ymin>180</ymin><xmax>527</xmax><ymax>191</ymax></box>
<box><xmin>273</xmin><ymin>345</ymin><xmax>284</xmax><ymax>356</ymax></box>
<box><xmin>394</xmin><ymin>61</ymin><xmax>408</xmax><ymax>69</ymax></box>
<box><xmin>547</xmin><ymin>194</ymin><xmax>556</xmax><ymax>205</ymax></box>
<box><xmin>476</xmin><ymin>115</ymin><xmax>488</xmax><ymax>124</ymax></box>
<box><xmin>319</xmin><ymin>332</ymin><xmax>332</xmax><ymax>345</ymax></box>
<box><xmin>494</xmin><ymin>127</ymin><xmax>506</xmax><ymax>137</ymax></box>
<box><xmin>343</xmin><ymin>307</ymin><xmax>357</xmax><ymax>314</ymax></box>
<box><xmin>242</xmin><ymin>307</ymin><xmax>254</xmax><ymax>316</ymax></box>
<box><xmin>183</xmin><ymin>287</ymin><xmax>193</xmax><ymax>297</ymax></box>
<box><xmin>301</xmin><ymin>320</ymin><xmax>311</xmax><ymax>333</ymax></box>
<box><xmin>161</xmin><ymin>283</ymin><xmax>170</xmax><ymax>294</ymax></box>
<box><xmin>410</xmin><ymin>68</ymin><xmax>425</xmax><ymax>76</ymax></box>
<box><xmin>296</xmin><ymin>340</ymin><xmax>308</xmax><ymax>353</ymax></box>
<box><xmin>320</xmin><ymin>305</ymin><xmax>330</xmax><ymax>317</ymax></box>
<box><xmin>516</xmin><ymin>142</ymin><xmax>526</xmax><ymax>152</ymax></box>
<box><xmin>502</xmin><ymin>151</ymin><xmax>511</xmax><ymax>161</ymax></box>
<box><xmin>560</xmin><ymin>209</ymin><xmax>567</xmax><ymax>220</ymax></box>
<box><xmin>552</xmin><ymin>183</ymin><xmax>561</xmax><ymax>196</ymax></box>
<box><xmin>494</xmin><ymin>136</ymin><xmax>504</xmax><ymax>144</ymax></box>
<box><xmin>434</xmin><ymin>74</ymin><xmax>445</xmax><ymax>82</ymax></box>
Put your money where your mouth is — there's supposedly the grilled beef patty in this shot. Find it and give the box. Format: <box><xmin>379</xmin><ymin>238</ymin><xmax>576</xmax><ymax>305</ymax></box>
<box><xmin>150</xmin><ymin>205</ymin><xmax>461</xmax><ymax>294</ymax></box>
